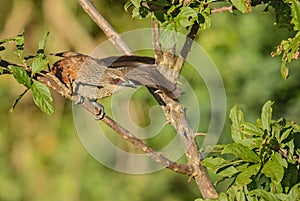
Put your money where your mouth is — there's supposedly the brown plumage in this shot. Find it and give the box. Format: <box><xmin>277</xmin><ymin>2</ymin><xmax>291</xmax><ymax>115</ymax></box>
<box><xmin>52</xmin><ymin>52</ymin><xmax>182</xmax><ymax>101</ymax></box>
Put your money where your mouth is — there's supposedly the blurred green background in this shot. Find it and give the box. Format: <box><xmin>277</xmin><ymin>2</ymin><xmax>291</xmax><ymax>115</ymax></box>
<box><xmin>0</xmin><ymin>0</ymin><xmax>299</xmax><ymax>201</ymax></box>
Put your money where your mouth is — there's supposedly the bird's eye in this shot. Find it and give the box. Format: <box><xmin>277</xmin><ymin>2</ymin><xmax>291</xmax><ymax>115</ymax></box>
<box><xmin>114</xmin><ymin>78</ymin><xmax>121</xmax><ymax>84</ymax></box>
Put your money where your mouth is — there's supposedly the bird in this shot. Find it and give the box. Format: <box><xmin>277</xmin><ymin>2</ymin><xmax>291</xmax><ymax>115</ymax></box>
<box><xmin>52</xmin><ymin>52</ymin><xmax>182</xmax><ymax>118</ymax></box>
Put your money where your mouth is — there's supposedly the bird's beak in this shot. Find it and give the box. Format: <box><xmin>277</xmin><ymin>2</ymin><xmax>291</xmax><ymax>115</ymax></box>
<box><xmin>119</xmin><ymin>79</ymin><xmax>137</xmax><ymax>88</ymax></box>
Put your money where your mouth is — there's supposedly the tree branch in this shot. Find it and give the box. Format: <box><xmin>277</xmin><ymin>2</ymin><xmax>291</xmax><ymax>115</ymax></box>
<box><xmin>77</xmin><ymin>0</ymin><xmax>218</xmax><ymax>198</ymax></box>
<box><xmin>0</xmin><ymin>60</ymin><xmax>193</xmax><ymax>175</ymax></box>
<box><xmin>211</xmin><ymin>6</ymin><xmax>233</xmax><ymax>14</ymax></box>
<box><xmin>78</xmin><ymin>0</ymin><xmax>133</xmax><ymax>55</ymax></box>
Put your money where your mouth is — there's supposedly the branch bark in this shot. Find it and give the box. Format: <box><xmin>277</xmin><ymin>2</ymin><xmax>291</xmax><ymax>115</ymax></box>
<box><xmin>77</xmin><ymin>0</ymin><xmax>218</xmax><ymax>199</ymax></box>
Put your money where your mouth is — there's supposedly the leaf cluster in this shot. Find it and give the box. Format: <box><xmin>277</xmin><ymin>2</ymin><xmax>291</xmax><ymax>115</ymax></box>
<box><xmin>0</xmin><ymin>31</ymin><xmax>54</xmax><ymax>115</ymax></box>
<box><xmin>271</xmin><ymin>0</ymin><xmax>300</xmax><ymax>79</ymax></box>
<box><xmin>199</xmin><ymin>100</ymin><xmax>300</xmax><ymax>200</ymax></box>
<box><xmin>125</xmin><ymin>0</ymin><xmax>300</xmax><ymax>78</ymax></box>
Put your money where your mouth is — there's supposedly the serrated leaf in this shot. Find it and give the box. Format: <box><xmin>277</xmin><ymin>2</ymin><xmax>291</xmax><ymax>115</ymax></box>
<box><xmin>231</xmin><ymin>0</ymin><xmax>249</xmax><ymax>13</ymax></box>
<box><xmin>262</xmin><ymin>159</ymin><xmax>284</xmax><ymax>182</ymax></box>
<box><xmin>229</xmin><ymin>104</ymin><xmax>245</xmax><ymax>142</ymax></box>
<box><xmin>37</xmin><ymin>32</ymin><xmax>49</xmax><ymax>55</ymax></box>
<box><xmin>8</xmin><ymin>65</ymin><xmax>32</xmax><ymax>88</ymax></box>
<box><xmin>261</xmin><ymin>100</ymin><xmax>273</xmax><ymax>133</ymax></box>
<box><xmin>31</xmin><ymin>80</ymin><xmax>54</xmax><ymax>115</ymax></box>
<box><xmin>222</xmin><ymin>143</ymin><xmax>259</xmax><ymax>163</ymax></box>
<box><xmin>235</xmin><ymin>164</ymin><xmax>260</xmax><ymax>186</ymax></box>
<box><xmin>32</xmin><ymin>56</ymin><xmax>49</xmax><ymax>74</ymax></box>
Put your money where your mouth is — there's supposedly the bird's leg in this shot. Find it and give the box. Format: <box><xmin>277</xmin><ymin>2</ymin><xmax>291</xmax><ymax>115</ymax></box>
<box><xmin>71</xmin><ymin>95</ymin><xmax>105</xmax><ymax>120</ymax></box>
<box><xmin>89</xmin><ymin>99</ymin><xmax>105</xmax><ymax>120</ymax></box>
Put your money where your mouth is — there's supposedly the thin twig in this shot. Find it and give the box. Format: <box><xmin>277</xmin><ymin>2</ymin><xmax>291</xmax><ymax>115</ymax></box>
<box><xmin>211</xmin><ymin>6</ymin><xmax>233</xmax><ymax>14</ymax></box>
<box><xmin>78</xmin><ymin>0</ymin><xmax>133</xmax><ymax>55</ymax></box>
<box><xmin>151</xmin><ymin>20</ymin><xmax>163</xmax><ymax>64</ymax></box>
<box><xmin>173</xmin><ymin>22</ymin><xmax>199</xmax><ymax>75</ymax></box>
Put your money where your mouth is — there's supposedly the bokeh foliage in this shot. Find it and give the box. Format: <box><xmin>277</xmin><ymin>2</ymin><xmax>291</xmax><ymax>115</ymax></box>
<box><xmin>0</xmin><ymin>0</ymin><xmax>299</xmax><ymax>201</ymax></box>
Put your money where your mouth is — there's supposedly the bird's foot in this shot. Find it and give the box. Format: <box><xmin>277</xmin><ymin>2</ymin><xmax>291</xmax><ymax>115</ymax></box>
<box><xmin>90</xmin><ymin>100</ymin><xmax>105</xmax><ymax>120</ymax></box>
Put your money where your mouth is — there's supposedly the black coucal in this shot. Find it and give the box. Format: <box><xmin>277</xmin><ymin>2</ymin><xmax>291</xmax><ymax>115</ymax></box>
<box><xmin>52</xmin><ymin>52</ymin><xmax>181</xmax><ymax>118</ymax></box>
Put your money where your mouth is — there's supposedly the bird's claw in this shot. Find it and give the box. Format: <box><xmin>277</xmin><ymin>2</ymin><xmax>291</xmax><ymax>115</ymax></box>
<box><xmin>90</xmin><ymin>100</ymin><xmax>105</xmax><ymax>120</ymax></box>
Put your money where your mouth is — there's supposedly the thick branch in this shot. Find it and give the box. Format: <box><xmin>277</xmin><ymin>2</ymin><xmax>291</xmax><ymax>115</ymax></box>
<box><xmin>78</xmin><ymin>0</ymin><xmax>218</xmax><ymax>198</ymax></box>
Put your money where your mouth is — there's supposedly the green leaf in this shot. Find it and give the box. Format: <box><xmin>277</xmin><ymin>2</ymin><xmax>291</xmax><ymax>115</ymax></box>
<box><xmin>230</xmin><ymin>0</ymin><xmax>249</xmax><ymax>14</ymax></box>
<box><xmin>249</xmin><ymin>189</ymin><xmax>280</xmax><ymax>201</ymax></box>
<box><xmin>37</xmin><ymin>32</ymin><xmax>49</xmax><ymax>55</ymax></box>
<box><xmin>31</xmin><ymin>80</ymin><xmax>54</xmax><ymax>115</ymax></box>
<box><xmin>290</xmin><ymin>0</ymin><xmax>300</xmax><ymax>31</ymax></box>
<box><xmin>31</xmin><ymin>56</ymin><xmax>49</xmax><ymax>74</ymax></box>
<box><xmin>261</xmin><ymin>100</ymin><xmax>273</xmax><ymax>133</ymax></box>
<box><xmin>235</xmin><ymin>164</ymin><xmax>260</xmax><ymax>186</ymax></box>
<box><xmin>237</xmin><ymin>138</ymin><xmax>262</xmax><ymax>150</ymax></box>
<box><xmin>241</xmin><ymin>122</ymin><xmax>263</xmax><ymax>137</ymax></box>
<box><xmin>8</xmin><ymin>65</ymin><xmax>32</xmax><ymax>88</ymax></box>
<box><xmin>0</xmin><ymin>31</ymin><xmax>25</xmax><ymax>57</ymax></box>
<box><xmin>160</xmin><ymin>22</ymin><xmax>178</xmax><ymax>50</ymax></box>
<box><xmin>201</xmin><ymin>157</ymin><xmax>228</xmax><ymax>172</ymax></box>
<box><xmin>176</xmin><ymin>7</ymin><xmax>198</xmax><ymax>27</ymax></box>
<box><xmin>229</xmin><ymin>104</ymin><xmax>244</xmax><ymax>142</ymax></box>
<box><xmin>287</xmin><ymin>184</ymin><xmax>300</xmax><ymax>201</ymax></box>
<box><xmin>273</xmin><ymin>152</ymin><xmax>288</xmax><ymax>168</ymax></box>
<box><xmin>222</xmin><ymin>143</ymin><xmax>259</xmax><ymax>163</ymax></box>
<box><xmin>280</xmin><ymin>63</ymin><xmax>289</xmax><ymax>79</ymax></box>
<box><xmin>14</xmin><ymin>31</ymin><xmax>25</xmax><ymax>57</ymax></box>
<box><xmin>262</xmin><ymin>158</ymin><xmax>284</xmax><ymax>182</ymax></box>
<box><xmin>218</xmin><ymin>166</ymin><xmax>239</xmax><ymax>178</ymax></box>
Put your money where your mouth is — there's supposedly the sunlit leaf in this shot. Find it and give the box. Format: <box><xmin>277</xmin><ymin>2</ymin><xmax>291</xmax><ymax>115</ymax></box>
<box><xmin>222</xmin><ymin>143</ymin><xmax>259</xmax><ymax>163</ymax></box>
<box><xmin>231</xmin><ymin>0</ymin><xmax>249</xmax><ymax>14</ymax></box>
<box><xmin>235</xmin><ymin>164</ymin><xmax>260</xmax><ymax>186</ymax></box>
<box><xmin>8</xmin><ymin>65</ymin><xmax>31</xmax><ymax>88</ymax></box>
<box><xmin>262</xmin><ymin>158</ymin><xmax>284</xmax><ymax>182</ymax></box>
<box><xmin>229</xmin><ymin>104</ymin><xmax>244</xmax><ymax>142</ymax></box>
<box><xmin>37</xmin><ymin>32</ymin><xmax>49</xmax><ymax>55</ymax></box>
<box><xmin>32</xmin><ymin>56</ymin><xmax>49</xmax><ymax>74</ymax></box>
<box><xmin>261</xmin><ymin>100</ymin><xmax>273</xmax><ymax>133</ymax></box>
<box><xmin>176</xmin><ymin>7</ymin><xmax>197</xmax><ymax>27</ymax></box>
<box><xmin>287</xmin><ymin>183</ymin><xmax>300</xmax><ymax>201</ymax></box>
<box><xmin>31</xmin><ymin>80</ymin><xmax>54</xmax><ymax>115</ymax></box>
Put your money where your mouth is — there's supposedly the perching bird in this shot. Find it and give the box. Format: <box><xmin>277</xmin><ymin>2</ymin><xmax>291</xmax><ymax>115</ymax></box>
<box><xmin>52</xmin><ymin>52</ymin><xmax>181</xmax><ymax>118</ymax></box>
